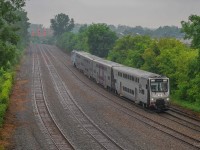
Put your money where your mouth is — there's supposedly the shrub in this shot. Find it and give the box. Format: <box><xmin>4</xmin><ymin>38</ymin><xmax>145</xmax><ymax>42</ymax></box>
<box><xmin>0</xmin><ymin>104</ymin><xmax>7</xmax><ymax>127</ymax></box>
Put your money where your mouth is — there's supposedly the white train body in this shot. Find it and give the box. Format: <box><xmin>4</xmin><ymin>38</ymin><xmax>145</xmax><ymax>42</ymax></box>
<box><xmin>71</xmin><ymin>50</ymin><xmax>170</xmax><ymax>110</ymax></box>
<box><xmin>93</xmin><ymin>59</ymin><xmax>123</xmax><ymax>88</ymax></box>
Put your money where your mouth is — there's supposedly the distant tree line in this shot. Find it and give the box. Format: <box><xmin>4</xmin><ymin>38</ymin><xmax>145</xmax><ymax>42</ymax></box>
<box><xmin>109</xmin><ymin>25</ymin><xmax>184</xmax><ymax>38</ymax></box>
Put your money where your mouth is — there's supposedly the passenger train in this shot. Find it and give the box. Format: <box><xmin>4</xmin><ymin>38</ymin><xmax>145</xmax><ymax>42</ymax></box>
<box><xmin>71</xmin><ymin>50</ymin><xmax>170</xmax><ymax>111</ymax></box>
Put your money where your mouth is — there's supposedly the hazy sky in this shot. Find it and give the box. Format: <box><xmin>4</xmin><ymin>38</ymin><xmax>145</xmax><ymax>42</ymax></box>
<box><xmin>24</xmin><ymin>0</ymin><xmax>200</xmax><ymax>28</ymax></box>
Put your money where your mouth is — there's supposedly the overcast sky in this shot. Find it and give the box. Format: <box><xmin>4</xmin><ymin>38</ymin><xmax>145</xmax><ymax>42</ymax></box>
<box><xmin>24</xmin><ymin>0</ymin><xmax>200</xmax><ymax>28</ymax></box>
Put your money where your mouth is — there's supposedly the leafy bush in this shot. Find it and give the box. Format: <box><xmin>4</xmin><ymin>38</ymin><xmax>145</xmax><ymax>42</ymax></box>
<box><xmin>0</xmin><ymin>104</ymin><xmax>7</xmax><ymax>127</ymax></box>
<box><xmin>0</xmin><ymin>71</ymin><xmax>13</xmax><ymax>127</ymax></box>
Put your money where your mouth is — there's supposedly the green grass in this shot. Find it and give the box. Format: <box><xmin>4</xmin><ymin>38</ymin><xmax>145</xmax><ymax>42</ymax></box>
<box><xmin>171</xmin><ymin>95</ymin><xmax>200</xmax><ymax>113</ymax></box>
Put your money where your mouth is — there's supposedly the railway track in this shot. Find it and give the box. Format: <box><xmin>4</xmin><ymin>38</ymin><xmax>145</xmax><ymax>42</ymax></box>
<box><xmin>160</xmin><ymin>111</ymin><xmax>200</xmax><ymax>132</ymax></box>
<box><xmin>39</xmin><ymin>45</ymin><xmax>124</xmax><ymax>150</ymax></box>
<box><xmin>31</xmin><ymin>45</ymin><xmax>75</xmax><ymax>150</ymax></box>
<box><xmin>44</xmin><ymin>45</ymin><xmax>200</xmax><ymax>149</ymax></box>
<box><xmin>169</xmin><ymin>107</ymin><xmax>200</xmax><ymax>122</ymax></box>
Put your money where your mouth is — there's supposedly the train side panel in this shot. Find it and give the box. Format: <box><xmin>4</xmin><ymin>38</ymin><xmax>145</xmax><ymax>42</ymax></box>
<box><xmin>93</xmin><ymin>60</ymin><xmax>112</xmax><ymax>88</ymax></box>
<box><xmin>113</xmin><ymin>67</ymin><xmax>139</xmax><ymax>103</ymax></box>
<box><xmin>138</xmin><ymin>77</ymin><xmax>149</xmax><ymax>106</ymax></box>
<box><xmin>113</xmin><ymin>67</ymin><xmax>150</xmax><ymax>105</ymax></box>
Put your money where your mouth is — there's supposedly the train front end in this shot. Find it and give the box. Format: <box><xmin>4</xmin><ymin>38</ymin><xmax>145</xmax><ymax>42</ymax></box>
<box><xmin>149</xmin><ymin>78</ymin><xmax>170</xmax><ymax>110</ymax></box>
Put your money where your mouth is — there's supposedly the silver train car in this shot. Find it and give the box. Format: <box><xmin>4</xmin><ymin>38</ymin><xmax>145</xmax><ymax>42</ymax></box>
<box><xmin>71</xmin><ymin>50</ymin><xmax>170</xmax><ymax>110</ymax></box>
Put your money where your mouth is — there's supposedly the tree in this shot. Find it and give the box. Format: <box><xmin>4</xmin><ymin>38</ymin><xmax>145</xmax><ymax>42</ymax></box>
<box><xmin>87</xmin><ymin>23</ymin><xmax>117</xmax><ymax>58</ymax></box>
<box><xmin>181</xmin><ymin>14</ymin><xmax>200</xmax><ymax>71</ymax></box>
<box><xmin>50</xmin><ymin>13</ymin><xmax>74</xmax><ymax>37</ymax></box>
<box><xmin>181</xmin><ymin>15</ymin><xmax>200</xmax><ymax>103</ymax></box>
<box><xmin>0</xmin><ymin>0</ymin><xmax>28</xmax><ymax>69</ymax></box>
<box><xmin>16</xmin><ymin>10</ymin><xmax>30</xmax><ymax>48</ymax></box>
<box><xmin>108</xmin><ymin>35</ymin><xmax>152</xmax><ymax>68</ymax></box>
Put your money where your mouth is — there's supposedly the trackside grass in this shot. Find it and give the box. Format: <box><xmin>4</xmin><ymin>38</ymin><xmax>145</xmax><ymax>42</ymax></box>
<box><xmin>171</xmin><ymin>95</ymin><xmax>200</xmax><ymax>113</ymax></box>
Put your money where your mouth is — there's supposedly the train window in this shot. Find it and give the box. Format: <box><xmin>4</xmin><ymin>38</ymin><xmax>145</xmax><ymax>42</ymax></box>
<box><xmin>142</xmin><ymin>90</ymin><xmax>144</xmax><ymax>94</ymax></box>
<box><xmin>129</xmin><ymin>75</ymin><xmax>131</xmax><ymax>80</ymax></box>
<box><xmin>131</xmin><ymin>90</ymin><xmax>134</xmax><ymax>95</ymax></box>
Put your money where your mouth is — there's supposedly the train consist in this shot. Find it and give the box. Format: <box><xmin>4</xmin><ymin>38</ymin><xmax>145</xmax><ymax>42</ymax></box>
<box><xmin>71</xmin><ymin>50</ymin><xmax>170</xmax><ymax>111</ymax></box>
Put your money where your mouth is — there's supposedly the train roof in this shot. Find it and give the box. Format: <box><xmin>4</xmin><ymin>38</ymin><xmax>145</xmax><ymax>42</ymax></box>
<box><xmin>74</xmin><ymin>50</ymin><xmax>102</xmax><ymax>60</ymax></box>
<box><xmin>94</xmin><ymin>59</ymin><xmax>123</xmax><ymax>67</ymax></box>
<box><xmin>73</xmin><ymin>50</ymin><xmax>166</xmax><ymax>79</ymax></box>
<box><xmin>113</xmin><ymin>66</ymin><xmax>163</xmax><ymax>79</ymax></box>
<box><xmin>74</xmin><ymin>50</ymin><xmax>123</xmax><ymax>67</ymax></box>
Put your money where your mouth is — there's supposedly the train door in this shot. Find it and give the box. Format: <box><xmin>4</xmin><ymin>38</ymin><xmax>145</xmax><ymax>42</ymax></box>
<box><xmin>99</xmin><ymin>65</ymin><xmax>104</xmax><ymax>85</ymax></box>
<box><xmin>135</xmin><ymin>88</ymin><xmax>138</xmax><ymax>101</ymax></box>
<box><xmin>120</xmin><ymin>82</ymin><xmax>122</xmax><ymax>95</ymax></box>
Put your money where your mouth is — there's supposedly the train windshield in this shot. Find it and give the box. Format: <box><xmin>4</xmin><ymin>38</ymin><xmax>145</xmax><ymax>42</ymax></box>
<box><xmin>150</xmin><ymin>79</ymin><xmax>168</xmax><ymax>92</ymax></box>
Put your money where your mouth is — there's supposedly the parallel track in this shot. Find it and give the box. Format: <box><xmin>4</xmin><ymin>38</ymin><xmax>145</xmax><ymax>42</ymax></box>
<box><xmin>44</xmin><ymin>45</ymin><xmax>200</xmax><ymax>149</ymax></box>
<box><xmin>160</xmin><ymin>111</ymin><xmax>200</xmax><ymax>133</ymax></box>
<box><xmin>39</xmin><ymin>45</ymin><xmax>124</xmax><ymax>150</ymax></box>
<box><xmin>31</xmin><ymin>45</ymin><xmax>74</xmax><ymax>150</ymax></box>
<box><xmin>169</xmin><ymin>107</ymin><xmax>200</xmax><ymax>122</ymax></box>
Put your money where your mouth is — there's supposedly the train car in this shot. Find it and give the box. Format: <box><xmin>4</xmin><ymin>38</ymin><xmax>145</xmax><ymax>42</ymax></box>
<box><xmin>92</xmin><ymin>59</ymin><xmax>123</xmax><ymax>89</ymax></box>
<box><xmin>113</xmin><ymin>66</ymin><xmax>169</xmax><ymax>110</ymax></box>
<box><xmin>71</xmin><ymin>50</ymin><xmax>170</xmax><ymax>110</ymax></box>
<box><xmin>71</xmin><ymin>50</ymin><xmax>99</xmax><ymax>78</ymax></box>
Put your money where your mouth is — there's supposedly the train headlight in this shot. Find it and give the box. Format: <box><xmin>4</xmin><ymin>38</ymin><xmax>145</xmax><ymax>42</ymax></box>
<box><xmin>151</xmin><ymin>98</ymin><xmax>154</xmax><ymax>101</ymax></box>
<box><xmin>166</xmin><ymin>98</ymin><xmax>170</xmax><ymax>101</ymax></box>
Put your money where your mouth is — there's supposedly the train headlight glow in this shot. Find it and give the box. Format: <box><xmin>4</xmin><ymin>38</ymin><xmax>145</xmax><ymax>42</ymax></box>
<box><xmin>166</xmin><ymin>98</ymin><xmax>170</xmax><ymax>101</ymax></box>
<box><xmin>151</xmin><ymin>98</ymin><xmax>154</xmax><ymax>101</ymax></box>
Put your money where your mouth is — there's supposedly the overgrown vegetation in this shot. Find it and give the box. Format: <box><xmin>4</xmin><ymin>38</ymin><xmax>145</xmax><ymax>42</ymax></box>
<box><xmin>0</xmin><ymin>0</ymin><xmax>30</xmax><ymax>127</ymax></box>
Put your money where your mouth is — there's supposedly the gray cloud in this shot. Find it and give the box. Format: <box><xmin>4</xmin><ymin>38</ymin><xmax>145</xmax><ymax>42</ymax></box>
<box><xmin>24</xmin><ymin>0</ymin><xmax>200</xmax><ymax>28</ymax></box>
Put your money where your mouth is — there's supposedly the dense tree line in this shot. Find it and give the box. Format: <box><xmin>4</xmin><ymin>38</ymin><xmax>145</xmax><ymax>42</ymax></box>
<box><xmin>0</xmin><ymin>0</ymin><xmax>30</xmax><ymax>126</ymax></box>
<box><xmin>53</xmin><ymin>13</ymin><xmax>200</xmax><ymax>112</ymax></box>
